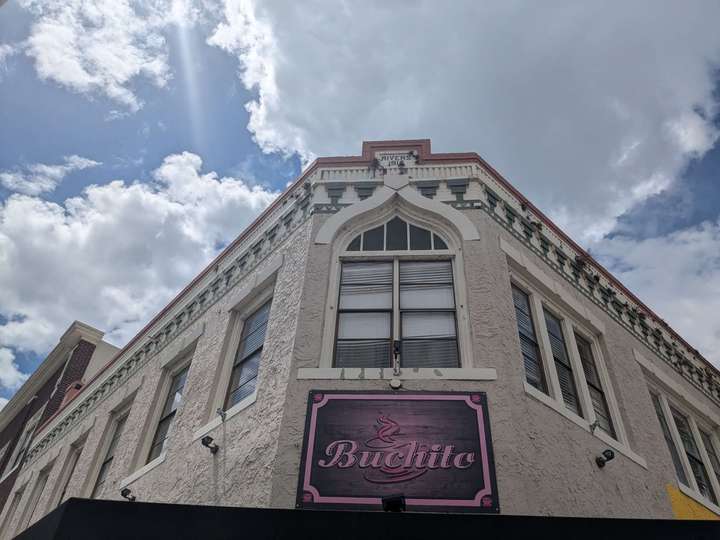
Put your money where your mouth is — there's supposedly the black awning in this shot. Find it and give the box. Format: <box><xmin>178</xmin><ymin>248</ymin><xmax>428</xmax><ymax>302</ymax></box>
<box><xmin>16</xmin><ymin>497</ymin><xmax>720</xmax><ymax>540</ymax></box>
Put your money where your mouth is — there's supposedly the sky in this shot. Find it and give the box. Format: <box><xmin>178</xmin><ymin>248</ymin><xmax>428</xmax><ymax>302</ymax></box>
<box><xmin>0</xmin><ymin>0</ymin><xmax>719</xmax><ymax>408</ymax></box>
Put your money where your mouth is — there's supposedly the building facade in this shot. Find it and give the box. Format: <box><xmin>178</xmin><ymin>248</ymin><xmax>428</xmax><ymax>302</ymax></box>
<box><xmin>0</xmin><ymin>322</ymin><xmax>118</xmax><ymax>529</ymax></box>
<box><xmin>2</xmin><ymin>140</ymin><xmax>720</xmax><ymax>537</ymax></box>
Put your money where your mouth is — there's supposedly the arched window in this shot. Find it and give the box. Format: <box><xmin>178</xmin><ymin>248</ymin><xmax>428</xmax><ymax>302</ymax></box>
<box><xmin>334</xmin><ymin>216</ymin><xmax>459</xmax><ymax>370</ymax></box>
<box><xmin>346</xmin><ymin>216</ymin><xmax>448</xmax><ymax>252</ymax></box>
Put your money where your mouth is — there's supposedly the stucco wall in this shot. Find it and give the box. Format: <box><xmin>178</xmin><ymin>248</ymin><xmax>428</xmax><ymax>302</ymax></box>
<box><xmin>269</xmin><ymin>207</ymin><xmax>682</xmax><ymax>518</ymax></box>
<box><xmin>3</xmin><ymin>190</ymin><xmax>719</xmax><ymax>535</ymax></box>
<box><xmin>0</xmin><ymin>220</ymin><xmax>313</xmax><ymax>536</ymax></box>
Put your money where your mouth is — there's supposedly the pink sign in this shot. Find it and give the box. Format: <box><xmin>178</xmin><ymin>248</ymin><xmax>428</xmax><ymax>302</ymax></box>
<box><xmin>297</xmin><ymin>391</ymin><xmax>499</xmax><ymax>513</ymax></box>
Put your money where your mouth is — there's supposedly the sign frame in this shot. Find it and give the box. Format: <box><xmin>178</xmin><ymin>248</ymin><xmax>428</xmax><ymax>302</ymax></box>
<box><xmin>296</xmin><ymin>390</ymin><xmax>499</xmax><ymax>513</ymax></box>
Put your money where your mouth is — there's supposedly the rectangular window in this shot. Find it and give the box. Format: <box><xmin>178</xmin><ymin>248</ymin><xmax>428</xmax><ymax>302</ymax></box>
<box><xmin>2</xmin><ymin>488</ymin><xmax>24</xmax><ymax>534</ymax></box>
<box><xmin>91</xmin><ymin>415</ymin><xmax>128</xmax><ymax>499</ymax></box>
<box><xmin>56</xmin><ymin>444</ymin><xmax>83</xmax><ymax>506</ymax></box>
<box><xmin>148</xmin><ymin>366</ymin><xmax>189</xmax><ymax>463</ymax></box>
<box><xmin>335</xmin><ymin>261</ymin><xmax>393</xmax><ymax>368</ymax></box>
<box><xmin>334</xmin><ymin>260</ymin><xmax>459</xmax><ymax>369</ymax></box>
<box><xmin>225</xmin><ymin>300</ymin><xmax>272</xmax><ymax>409</ymax></box>
<box><xmin>399</xmin><ymin>261</ymin><xmax>458</xmax><ymax>368</ymax></box>
<box><xmin>543</xmin><ymin>310</ymin><xmax>582</xmax><ymax>417</ymax></box>
<box><xmin>511</xmin><ymin>285</ymin><xmax>546</xmax><ymax>393</ymax></box>
<box><xmin>651</xmin><ymin>393</ymin><xmax>688</xmax><ymax>486</ymax></box>
<box><xmin>671</xmin><ymin>408</ymin><xmax>717</xmax><ymax>503</ymax></box>
<box><xmin>575</xmin><ymin>333</ymin><xmax>615</xmax><ymax>437</ymax></box>
<box><xmin>700</xmin><ymin>430</ymin><xmax>720</xmax><ymax>491</ymax></box>
<box><xmin>21</xmin><ymin>468</ymin><xmax>50</xmax><ymax>531</ymax></box>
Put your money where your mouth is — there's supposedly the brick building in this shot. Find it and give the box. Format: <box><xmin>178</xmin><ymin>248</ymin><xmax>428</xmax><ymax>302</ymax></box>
<box><xmin>1</xmin><ymin>140</ymin><xmax>719</xmax><ymax>538</ymax></box>
<box><xmin>0</xmin><ymin>322</ymin><xmax>118</xmax><ymax>529</ymax></box>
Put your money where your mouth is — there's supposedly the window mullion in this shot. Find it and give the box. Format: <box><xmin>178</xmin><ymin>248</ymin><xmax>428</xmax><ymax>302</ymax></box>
<box><xmin>393</xmin><ymin>259</ymin><xmax>400</xmax><ymax>369</ymax></box>
<box><xmin>690</xmin><ymin>416</ymin><xmax>720</xmax><ymax>500</ymax></box>
<box><xmin>531</xmin><ymin>295</ymin><xmax>560</xmax><ymax>401</ymax></box>
<box><xmin>564</xmin><ymin>322</ymin><xmax>593</xmax><ymax>423</ymax></box>
<box><xmin>662</xmin><ymin>395</ymin><xmax>698</xmax><ymax>491</ymax></box>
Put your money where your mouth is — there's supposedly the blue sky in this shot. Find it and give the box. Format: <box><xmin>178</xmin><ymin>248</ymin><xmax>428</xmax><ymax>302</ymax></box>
<box><xmin>1</xmin><ymin>1</ymin><xmax>719</xmax><ymax>407</ymax></box>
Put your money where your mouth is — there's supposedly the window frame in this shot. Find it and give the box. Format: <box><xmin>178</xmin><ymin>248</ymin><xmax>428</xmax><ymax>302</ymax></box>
<box><xmin>135</xmin><ymin>356</ymin><xmax>192</xmax><ymax>468</ymax></box>
<box><xmin>50</xmin><ymin>434</ymin><xmax>87</xmax><ymax>508</ymax></box>
<box><xmin>224</xmin><ymin>299</ymin><xmax>272</xmax><ymax>410</ymax></box>
<box><xmin>320</xmin><ymin>213</ymin><xmax>472</xmax><ymax>370</ymax></box>
<box><xmin>332</xmin><ymin>258</ymin><xmax>461</xmax><ymax>370</ymax></box>
<box><xmin>652</xmin><ymin>386</ymin><xmax>720</xmax><ymax>508</ymax></box>
<box><xmin>215</xmin><ymin>286</ymin><xmax>274</xmax><ymax>417</ymax></box>
<box><xmin>17</xmin><ymin>461</ymin><xmax>53</xmax><ymax>533</ymax></box>
<box><xmin>88</xmin><ymin>409</ymin><xmax>131</xmax><ymax>499</ymax></box>
<box><xmin>510</xmin><ymin>273</ymin><xmax>627</xmax><ymax>445</ymax></box>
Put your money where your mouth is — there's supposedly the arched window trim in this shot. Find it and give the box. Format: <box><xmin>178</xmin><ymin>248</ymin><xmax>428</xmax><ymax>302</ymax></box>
<box><xmin>319</xmin><ymin>207</ymin><xmax>474</xmax><ymax>371</ymax></box>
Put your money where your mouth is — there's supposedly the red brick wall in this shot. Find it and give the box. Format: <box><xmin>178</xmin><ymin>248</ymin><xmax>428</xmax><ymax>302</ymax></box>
<box><xmin>0</xmin><ymin>339</ymin><xmax>96</xmax><ymax>512</ymax></box>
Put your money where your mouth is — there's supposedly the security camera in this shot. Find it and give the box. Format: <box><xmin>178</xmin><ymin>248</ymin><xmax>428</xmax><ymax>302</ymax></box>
<box><xmin>596</xmin><ymin>449</ymin><xmax>615</xmax><ymax>468</ymax></box>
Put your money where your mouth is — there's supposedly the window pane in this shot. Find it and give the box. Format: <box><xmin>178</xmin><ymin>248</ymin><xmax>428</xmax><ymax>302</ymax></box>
<box><xmin>339</xmin><ymin>284</ymin><xmax>392</xmax><ymax>309</ymax></box>
<box><xmin>237</xmin><ymin>322</ymin><xmax>268</xmax><ymax>359</ymax></box>
<box><xmin>362</xmin><ymin>225</ymin><xmax>384</xmax><ymax>250</ymax></box>
<box><xmin>700</xmin><ymin>430</ymin><xmax>720</xmax><ymax>487</ymax></box>
<box><xmin>544</xmin><ymin>310</ymin><xmax>581</xmax><ymax>417</ymax></box>
<box><xmin>338</xmin><ymin>312</ymin><xmax>391</xmax><ymax>339</ymax></box>
<box><xmin>511</xmin><ymin>285</ymin><xmax>546</xmax><ymax>393</ymax></box>
<box><xmin>402</xmin><ymin>312</ymin><xmax>456</xmax><ymax>338</ymax></box>
<box><xmin>402</xmin><ymin>339</ymin><xmax>458</xmax><ymax>368</ymax></box>
<box><xmin>229</xmin><ymin>350</ymin><xmax>261</xmax><ymax>394</ymax></box>
<box><xmin>672</xmin><ymin>408</ymin><xmax>716</xmax><ymax>501</ymax></box>
<box><xmin>161</xmin><ymin>368</ymin><xmax>188</xmax><ymax>418</ymax></box>
<box><xmin>651</xmin><ymin>394</ymin><xmax>688</xmax><ymax>485</ymax></box>
<box><xmin>575</xmin><ymin>333</ymin><xmax>615</xmax><ymax>437</ymax></box>
<box><xmin>347</xmin><ymin>235</ymin><xmax>361</xmax><ymax>251</ymax></box>
<box><xmin>409</xmin><ymin>224</ymin><xmax>431</xmax><ymax>250</ymax></box>
<box><xmin>386</xmin><ymin>217</ymin><xmax>408</xmax><ymax>250</ymax></box>
<box><xmin>241</xmin><ymin>301</ymin><xmax>271</xmax><ymax>338</ymax></box>
<box><xmin>555</xmin><ymin>360</ymin><xmax>582</xmax><ymax>416</ymax></box>
<box><xmin>399</xmin><ymin>261</ymin><xmax>453</xmax><ymax>284</ymax></box>
<box><xmin>335</xmin><ymin>340</ymin><xmax>391</xmax><ymax>368</ymax></box>
<box><xmin>341</xmin><ymin>261</ymin><xmax>392</xmax><ymax>285</ymax></box>
<box><xmin>433</xmin><ymin>234</ymin><xmax>448</xmax><ymax>250</ymax></box>
<box><xmin>400</xmin><ymin>283</ymin><xmax>454</xmax><ymax>309</ymax></box>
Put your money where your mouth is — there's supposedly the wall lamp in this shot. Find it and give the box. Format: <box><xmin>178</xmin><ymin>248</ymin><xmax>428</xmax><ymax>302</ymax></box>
<box><xmin>201</xmin><ymin>435</ymin><xmax>219</xmax><ymax>454</ymax></box>
<box><xmin>596</xmin><ymin>449</ymin><xmax>615</xmax><ymax>468</ymax></box>
<box><xmin>120</xmin><ymin>488</ymin><xmax>136</xmax><ymax>502</ymax></box>
<box><xmin>381</xmin><ymin>494</ymin><xmax>406</xmax><ymax>512</ymax></box>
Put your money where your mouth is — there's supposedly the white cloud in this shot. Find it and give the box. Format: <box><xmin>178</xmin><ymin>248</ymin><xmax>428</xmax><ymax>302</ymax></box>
<box><xmin>594</xmin><ymin>220</ymin><xmax>720</xmax><ymax>366</ymax></box>
<box><xmin>0</xmin><ymin>398</ymin><xmax>8</xmax><ymax>411</ymax></box>
<box><xmin>19</xmin><ymin>0</ymin><xmax>176</xmax><ymax>112</ymax></box>
<box><xmin>0</xmin><ymin>348</ymin><xmax>29</xmax><ymax>392</ymax></box>
<box><xmin>207</xmin><ymin>0</ymin><xmax>720</xmax><ymax>243</ymax></box>
<box><xmin>0</xmin><ymin>43</ymin><xmax>18</xmax><ymax>79</ymax></box>
<box><xmin>0</xmin><ymin>155</ymin><xmax>100</xmax><ymax>196</ymax></box>
<box><xmin>0</xmin><ymin>152</ymin><xmax>278</xmax><ymax>355</ymax></box>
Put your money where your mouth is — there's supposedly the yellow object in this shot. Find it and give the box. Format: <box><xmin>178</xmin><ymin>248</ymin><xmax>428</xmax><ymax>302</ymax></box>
<box><xmin>667</xmin><ymin>484</ymin><xmax>720</xmax><ymax>520</ymax></box>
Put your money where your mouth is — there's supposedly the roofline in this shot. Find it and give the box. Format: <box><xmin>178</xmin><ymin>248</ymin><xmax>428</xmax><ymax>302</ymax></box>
<box><xmin>36</xmin><ymin>140</ymin><xmax>717</xmax><ymax>431</ymax></box>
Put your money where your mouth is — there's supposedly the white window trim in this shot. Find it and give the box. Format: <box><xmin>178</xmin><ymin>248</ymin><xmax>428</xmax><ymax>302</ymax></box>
<box><xmin>130</xmin><ymin>356</ymin><xmax>191</xmax><ymax>474</ymax></box>
<box><xmin>319</xmin><ymin>212</ymin><xmax>475</xmax><ymax>372</ymax></box>
<box><xmin>651</xmin><ymin>384</ymin><xmax>720</xmax><ymax>510</ymax></box>
<box><xmin>83</xmin><ymin>401</ymin><xmax>134</xmax><ymax>499</ymax></box>
<box><xmin>16</xmin><ymin>460</ymin><xmax>53</xmax><ymax>534</ymax></box>
<box><xmin>48</xmin><ymin>430</ymin><xmax>89</xmax><ymax>508</ymax></box>
<box><xmin>511</xmin><ymin>275</ymin><xmax>636</xmax><ymax>467</ymax></box>
<box><xmin>119</xmin><ymin>452</ymin><xmax>166</xmax><ymax>490</ymax></box>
